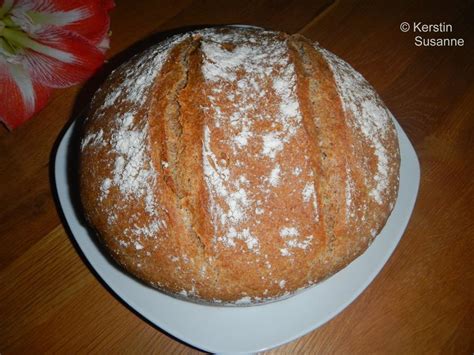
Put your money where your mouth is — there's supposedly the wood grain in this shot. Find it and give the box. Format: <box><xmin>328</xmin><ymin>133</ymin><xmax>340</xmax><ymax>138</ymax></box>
<box><xmin>1</xmin><ymin>0</ymin><xmax>473</xmax><ymax>353</ymax></box>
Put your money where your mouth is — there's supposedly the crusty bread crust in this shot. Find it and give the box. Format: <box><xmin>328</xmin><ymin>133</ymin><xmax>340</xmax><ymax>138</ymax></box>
<box><xmin>80</xmin><ymin>27</ymin><xmax>400</xmax><ymax>305</ymax></box>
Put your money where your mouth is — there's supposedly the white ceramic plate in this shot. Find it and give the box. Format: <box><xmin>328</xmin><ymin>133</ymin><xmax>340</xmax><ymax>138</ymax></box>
<box><xmin>54</xmin><ymin>118</ymin><xmax>419</xmax><ymax>354</ymax></box>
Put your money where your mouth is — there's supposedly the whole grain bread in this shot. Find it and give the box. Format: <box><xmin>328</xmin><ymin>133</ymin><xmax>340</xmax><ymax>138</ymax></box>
<box><xmin>80</xmin><ymin>26</ymin><xmax>400</xmax><ymax>305</ymax></box>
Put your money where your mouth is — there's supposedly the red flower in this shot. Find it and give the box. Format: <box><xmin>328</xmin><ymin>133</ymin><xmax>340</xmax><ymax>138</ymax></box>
<box><xmin>0</xmin><ymin>0</ymin><xmax>114</xmax><ymax>130</ymax></box>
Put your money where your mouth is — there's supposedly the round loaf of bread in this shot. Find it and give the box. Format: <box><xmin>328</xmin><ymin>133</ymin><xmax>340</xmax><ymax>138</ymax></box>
<box><xmin>80</xmin><ymin>26</ymin><xmax>400</xmax><ymax>305</ymax></box>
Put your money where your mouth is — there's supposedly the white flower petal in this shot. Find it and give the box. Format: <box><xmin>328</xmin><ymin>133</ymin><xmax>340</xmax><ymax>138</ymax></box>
<box><xmin>8</xmin><ymin>63</ymin><xmax>35</xmax><ymax>114</ymax></box>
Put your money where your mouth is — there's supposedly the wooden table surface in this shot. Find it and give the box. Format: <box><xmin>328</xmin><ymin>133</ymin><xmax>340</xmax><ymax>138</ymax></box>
<box><xmin>1</xmin><ymin>0</ymin><xmax>473</xmax><ymax>353</ymax></box>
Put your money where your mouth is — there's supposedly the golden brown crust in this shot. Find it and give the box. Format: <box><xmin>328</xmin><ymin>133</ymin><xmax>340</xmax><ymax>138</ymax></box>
<box><xmin>290</xmin><ymin>35</ymin><xmax>373</xmax><ymax>272</ymax></box>
<box><xmin>79</xmin><ymin>27</ymin><xmax>400</xmax><ymax>305</ymax></box>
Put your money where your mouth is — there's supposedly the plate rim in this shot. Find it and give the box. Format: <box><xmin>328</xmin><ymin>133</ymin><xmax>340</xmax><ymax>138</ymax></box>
<box><xmin>53</xmin><ymin>118</ymin><xmax>420</xmax><ymax>353</ymax></box>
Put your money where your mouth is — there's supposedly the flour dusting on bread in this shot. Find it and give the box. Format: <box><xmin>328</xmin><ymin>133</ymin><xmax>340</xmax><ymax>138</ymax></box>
<box><xmin>81</xmin><ymin>34</ymin><xmax>188</xmax><ymax>241</ymax></box>
<box><xmin>320</xmin><ymin>48</ymin><xmax>393</xmax><ymax>205</ymax></box>
<box><xmin>200</xmin><ymin>29</ymin><xmax>306</xmax><ymax>256</ymax></box>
